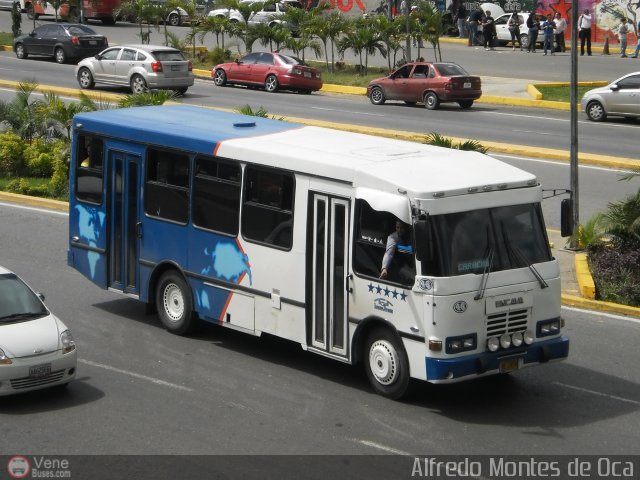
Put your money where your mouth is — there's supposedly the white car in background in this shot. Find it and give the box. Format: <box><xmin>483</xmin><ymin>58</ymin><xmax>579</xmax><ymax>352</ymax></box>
<box><xmin>208</xmin><ymin>0</ymin><xmax>303</xmax><ymax>27</ymax></box>
<box><xmin>0</xmin><ymin>266</ymin><xmax>77</xmax><ymax>396</ymax></box>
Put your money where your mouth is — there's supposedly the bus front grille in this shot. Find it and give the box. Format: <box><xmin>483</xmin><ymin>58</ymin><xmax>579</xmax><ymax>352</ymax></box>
<box><xmin>486</xmin><ymin>309</ymin><xmax>529</xmax><ymax>337</ymax></box>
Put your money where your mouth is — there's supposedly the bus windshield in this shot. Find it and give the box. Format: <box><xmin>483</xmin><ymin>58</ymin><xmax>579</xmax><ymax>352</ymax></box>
<box><xmin>422</xmin><ymin>203</ymin><xmax>551</xmax><ymax>277</ymax></box>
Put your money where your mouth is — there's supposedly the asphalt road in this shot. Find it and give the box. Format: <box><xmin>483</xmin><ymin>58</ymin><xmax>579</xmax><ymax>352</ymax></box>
<box><xmin>1</xmin><ymin>202</ymin><xmax>639</xmax><ymax>463</ymax></box>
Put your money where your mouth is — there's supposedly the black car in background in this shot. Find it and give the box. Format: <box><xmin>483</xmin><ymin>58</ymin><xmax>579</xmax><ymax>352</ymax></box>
<box><xmin>13</xmin><ymin>23</ymin><xmax>108</xmax><ymax>64</ymax></box>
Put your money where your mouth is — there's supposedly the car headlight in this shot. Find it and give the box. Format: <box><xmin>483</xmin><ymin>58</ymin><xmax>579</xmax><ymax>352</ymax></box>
<box><xmin>0</xmin><ymin>347</ymin><xmax>12</xmax><ymax>365</ymax></box>
<box><xmin>60</xmin><ymin>330</ymin><xmax>76</xmax><ymax>354</ymax></box>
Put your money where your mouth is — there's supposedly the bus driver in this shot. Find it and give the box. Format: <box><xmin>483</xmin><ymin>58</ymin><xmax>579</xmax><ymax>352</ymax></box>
<box><xmin>380</xmin><ymin>220</ymin><xmax>412</xmax><ymax>280</ymax></box>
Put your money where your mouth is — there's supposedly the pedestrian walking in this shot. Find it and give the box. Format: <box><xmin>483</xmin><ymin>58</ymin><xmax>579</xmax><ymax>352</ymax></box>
<box><xmin>455</xmin><ymin>3</ymin><xmax>468</xmax><ymax>39</ymax></box>
<box><xmin>542</xmin><ymin>13</ymin><xmax>556</xmax><ymax>55</ymax></box>
<box><xmin>482</xmin><ymin>10</ymin><xmax>496</xmax><ymax>50</ymax></box>
<box><xmin>632</xmin><ymin>20</ymin><xmax>640</xmax><ymax>57</ymax></box>
<box><xmin>578</xmin><ymin>9</ymin><xmax>592</xmax><ymax>56</ymax></box>
<box><xmin>554</xmin><ymin>12</ymin><xmax>566</xmax><ymax>52</ymax></box>
<box><xmin>508</xmin><ymin>12</ymin><xmax>523</xmax><ymax>50</ymax></box>
<box><xmin>526</xmin><ymin>12</ymin><xmax>540</xmax><ymax>52</ymax></box>
<box><xmin>618</xmin><ymin>17</ymin><xmax>629</xmax><ymax>57</ymax></box>
<box><xmin>468</xmin><ymin>8</ymin><xmax>483</xmax><ymax>46</ymax></box>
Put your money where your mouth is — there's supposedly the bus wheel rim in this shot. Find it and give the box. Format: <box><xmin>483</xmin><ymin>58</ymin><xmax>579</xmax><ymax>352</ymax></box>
<box><xmin>163</xmin><ymin>283</ymin><xmax>184</xmax><ymax>322</ymax></box>
<box><xmin>369</xmin><ymin>340</ymin><xmax>397</xmax><ymax>385</ymax></box>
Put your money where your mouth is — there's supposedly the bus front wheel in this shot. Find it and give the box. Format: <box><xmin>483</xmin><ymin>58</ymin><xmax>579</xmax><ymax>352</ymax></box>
<box><xmin>156</xmin><ymin>271</ymin><xmax>198</xmax><ymax>335</ymax></box>
<box><xmin>364</xmin><ymin>327</ymin><xmax>410</xmax><ymax>400</ymax></box>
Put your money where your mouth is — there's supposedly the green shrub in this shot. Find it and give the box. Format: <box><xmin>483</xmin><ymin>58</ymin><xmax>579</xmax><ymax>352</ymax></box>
<box><xmin>24</xmin><ymin>138</ymin><xmax>67</xmax><ymax>177</ymax></box>
<box><xmin>0</xmin><ymin>132</ymin><xmax>27</xmax><ymax>177</ymax></box>
<box><xmin>208</xmin><ymin>47</ymin><xmax>232</xmax><ymax>66</ymax></box>
<box><xmin>49</xmin><ymin>157</ymin><xmax>69</xmax><ymax>199</ymax></box>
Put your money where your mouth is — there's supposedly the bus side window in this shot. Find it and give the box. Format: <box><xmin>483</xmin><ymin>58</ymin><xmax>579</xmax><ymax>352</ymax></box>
<box><xmin>76</xmin><ymin>135</ymin><xmax>104</xmax><ymax>205</ymax></box>
<box><xmin>353</xmin><ymin>200</ymin><xmax>415</xmax><ymax>286</ymax></box>
<box><xmin>192</xmin><ymin>156</ymin><xmax>241</xmax><ymax>236</ymax></box>
<box><xmin>145</xmin><ymin>148</ymin><xmax>190</xmax><ymax>224</ymax></box>
<box><xmin>241</xmin><ymin>166</ymin><xmax>294</xmax><ymax>249</ymax></box>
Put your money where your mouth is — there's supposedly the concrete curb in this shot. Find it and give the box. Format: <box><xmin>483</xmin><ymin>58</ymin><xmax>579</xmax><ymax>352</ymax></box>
<box><xmin>575</xmin><ymin>252</ymin><xmax>596</xmax><ymax>299</ymax></box>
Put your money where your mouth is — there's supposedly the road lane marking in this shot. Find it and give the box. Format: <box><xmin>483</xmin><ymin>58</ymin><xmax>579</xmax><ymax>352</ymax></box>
<box><xmin>351</xmin><ymin>438</ymin><xmax>411</xmax><ymax>455</ymax></box>
<box><xmin>0</xmin><ymin>202</ymin><xmax>68</xmax><ymax>216</ymax></box>
<box><xmin>310</xmin><ymin>106</ymin><xmax>385</xmax><ymax>117</ymax></box>
<box><xmin>553</xmin><ymin>382</ymin><xmax>640</xmax><ymax>405</ymax></box>
<box><xmin>79</xmin><ymin>358</ymin><xmax>194</xmax><ymax>392</ymax></box>
<box><xmin>561</xmin><ymin>305</ymin><xmax>640</xmax><ymax>323</ymax></box>
<box><xmin>511</xmin><ymin>129</ymin><xmax>566</xmax><ymax>137</ymax></box>
<box><xmin>490</xmin><ymin>111</ymin><xmax>638</xmax><ymax>129</ymax></box>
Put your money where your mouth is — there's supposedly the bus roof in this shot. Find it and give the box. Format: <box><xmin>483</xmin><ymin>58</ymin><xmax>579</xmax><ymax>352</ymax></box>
<box><xmin>73</xmin><ymin>105</ymin><xmax>537</xmax><ymax>201</ymax></box>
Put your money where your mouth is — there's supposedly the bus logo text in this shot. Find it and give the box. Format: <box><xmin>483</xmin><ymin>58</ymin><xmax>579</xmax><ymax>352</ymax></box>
<box><xmin>374</xmin><ymin>298</ymin><xmax>394</xmax><ymax>313</ymax></box>
<box><xmin>495</xmin><ymin>297</ymin><xmax>524</xmax><ymax>308</ymax></box>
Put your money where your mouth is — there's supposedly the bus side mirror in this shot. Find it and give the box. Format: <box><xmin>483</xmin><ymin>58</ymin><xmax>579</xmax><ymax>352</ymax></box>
<box><xmin>560</xmin><ymin>198</ymin><xmax>573</xmax><ymax>237</ymax></box>
<box><xmin>414</xmin><ymin>218</ymin><xmax>433</xmax><ymax>262</ymax></box>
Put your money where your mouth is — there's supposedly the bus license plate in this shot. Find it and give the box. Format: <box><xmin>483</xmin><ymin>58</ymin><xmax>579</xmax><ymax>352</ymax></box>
<box><xmin>499</xmin><ymin>357</ymin><xmax>520</xmax><ymax>373</ymax></box>
<box><xmin>29</xmin><ymin>364</ymin><xmax>51</xmax><ymax>378</ymax></box>
<box><xmin>463</xmin><ymin>82</ymin><xmax>471</xmax><ymax>88</ymax></box>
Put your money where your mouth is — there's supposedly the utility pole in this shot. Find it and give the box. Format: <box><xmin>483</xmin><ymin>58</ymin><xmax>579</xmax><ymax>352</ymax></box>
<box><xmin>404</xmin><ymin>0</ymin><xmax>411</xmax><ymax>62</ymax></box>
<box><xmin>569</xmin><ymin>0</ymin><xmax>579</xmax><ymax>246</ymax></box>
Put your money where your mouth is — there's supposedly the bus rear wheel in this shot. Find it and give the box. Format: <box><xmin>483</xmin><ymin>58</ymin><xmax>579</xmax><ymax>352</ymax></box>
<box><xmin>156</xmin><ymin>271</ymin><xmax>198</xmax><ymax>335</ymax></box>
<box><xmin>364</xmin><ymin>327</ymin><xmax>410</xmax><ymax>400</ymax></box>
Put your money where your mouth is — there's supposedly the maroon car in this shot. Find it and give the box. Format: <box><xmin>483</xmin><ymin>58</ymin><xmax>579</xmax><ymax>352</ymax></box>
<box><xmin>367</xmin><ymin>62</ymin><xmax>482</xmax><ymax>110</ymax></box>
<box><xmin>212</xmin><ymin>51</ymin><xmax>323</xmax><ymax>94</ymax></box>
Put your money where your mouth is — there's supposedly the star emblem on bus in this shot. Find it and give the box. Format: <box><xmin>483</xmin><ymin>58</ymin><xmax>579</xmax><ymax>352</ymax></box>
<box><xmin>367</xmin><ymin>283</ymin><xmax>407</xmax><ymax>301</ymax></box>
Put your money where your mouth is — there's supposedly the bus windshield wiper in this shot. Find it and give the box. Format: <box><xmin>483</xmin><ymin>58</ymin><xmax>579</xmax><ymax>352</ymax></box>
<box><xmin>502</xmin><ymin>228</ymin><xmax>548</xmax><ymax>289</ymax></box>
<box><xmin>474</xmin><ymin>248</ymin><xmax>494</xmax><ymax>301</ymax></box>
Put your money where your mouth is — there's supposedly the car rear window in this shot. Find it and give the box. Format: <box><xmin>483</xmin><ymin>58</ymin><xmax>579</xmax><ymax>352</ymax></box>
<box><xmin>66</xmin><ymin>25</ymin><xmax>98</xmax><ymax>35</ymax></box>
<box><xmin>152</xmin><ymin>50</ymin><xmax>187</xmax><ymax>61</ymax></box>
<box><xmin>279</xmin><ymin>54</ymin><xmax>307</xmax><ymax>66</ymax></box>
<box><xmin>435</xmin><ymin>64</ymin><xmax>469</xmax><ymax>76</ymax></box>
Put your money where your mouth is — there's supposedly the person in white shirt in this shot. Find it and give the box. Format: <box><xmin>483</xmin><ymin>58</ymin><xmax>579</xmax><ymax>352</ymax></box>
<box><xmin>578</xmin><ymin>9</ymin><xmax>592</xmax><ymax>56</ymax></box>
<box><xmin>618</xmin><ymin>17</ymin><xmax>629</xmax><ymax>57</ymax></box>
<box><xmin>554</xmin><ymin>12</ymin><xmax>567</xmax><ymax>52</ymax></box>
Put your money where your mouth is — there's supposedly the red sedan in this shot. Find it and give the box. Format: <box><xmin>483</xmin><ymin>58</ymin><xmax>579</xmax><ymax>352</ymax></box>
<box><xmin>367</xmin><ymin>62</ymin><xmax>482</xmax><ymax>110</ymax></box>
<box><xmin>212</xmin><ymin>51</ymin><xmax>323</xmax><ymax>94</ymax></box>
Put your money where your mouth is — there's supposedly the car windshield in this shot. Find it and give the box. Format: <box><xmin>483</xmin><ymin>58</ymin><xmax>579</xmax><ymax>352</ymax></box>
<box><xmin>435</xmin><ymin>63</ymin><xmax>469</xmax><ymax>76</ymax></box>
<box><xmin>0</xmin><ymin>273</ymin><xmax>48</xmax><ymax>323</ymax></box>
<box><xmin>66</xmin><ymin>25</ymin><xmax>98</xmax><ymax>35</ymax></box>
<box><xmin>279</xmin><ymin>54</ymin><xmax>307</xmax><ymax>66</ymax></box>
<box><xmin>420</xmin><ymin>203</ymin><xmax>552</xmax><ymax>277</ymax></box>
<box><xmin>152</xmin><ymin>50</ymin><xmax>187</xmax><ymax>61</ymax></box>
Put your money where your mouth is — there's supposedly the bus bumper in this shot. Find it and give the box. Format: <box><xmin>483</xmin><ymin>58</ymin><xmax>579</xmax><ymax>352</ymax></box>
<box><xmin>425</xmin><ymin>335</ymin><xmax>569</xmax><ymax>382</ymax></box>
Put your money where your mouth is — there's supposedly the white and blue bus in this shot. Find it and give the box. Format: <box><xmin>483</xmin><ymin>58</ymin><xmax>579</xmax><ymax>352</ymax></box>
<box><xmin>68</xmin><ymin>105</ymin><xmax>569</xmax><ymax>399</ymax></box>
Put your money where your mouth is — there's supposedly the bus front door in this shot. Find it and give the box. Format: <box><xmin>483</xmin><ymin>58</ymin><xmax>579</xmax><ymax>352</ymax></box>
<box><xmin>109</xmin><ymin>151</ymin><xmax>141</xmax><ymax>295</ymax></box>
<box><xmin>309</xmin><ymin>194</ymin><xmax>350</xmax><ymax>357</ymax></box>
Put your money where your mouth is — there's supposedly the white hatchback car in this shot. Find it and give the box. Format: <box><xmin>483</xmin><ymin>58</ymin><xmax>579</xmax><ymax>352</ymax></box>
<box><xmin>0</xmin><ymin>266</ymin><xmax>77</xmax><ymax>396</ymax></box>
<box><xmin>75</xmin><ymin>44</ymin><xmax>194</xmax><ymax>94</ymax></box>
<box><xmin>208</xmin><ymin>0</ymin><xmax>303</xmax><ymax>27</ymax></box>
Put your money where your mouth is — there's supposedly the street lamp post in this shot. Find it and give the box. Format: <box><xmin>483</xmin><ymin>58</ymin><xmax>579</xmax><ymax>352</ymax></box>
<box><xmin>569</xmin><ymin>0</ymin><xmax>579</xmax><ymax>246</ymax></box>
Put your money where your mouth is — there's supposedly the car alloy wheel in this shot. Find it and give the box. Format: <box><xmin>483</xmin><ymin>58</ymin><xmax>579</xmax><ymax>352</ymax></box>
<box><xmin>586</xmin><ymin>101</ymin><xmax>606</xmax><ymax>122</ymax></box>
<box><xmin>424</xmin><ymin>91</ymin><xmax>440</xmax><ymax>110</ymax></box>
<box><xmin>130</xmin><ymin>74</ymin><xmax>148</xmax><ymax>94</ymax></box>
<box><xmin>168</xmin><ymin>12</ymin><xmax>180</xmax><ymax>26</ymax></box>
<box><xmin>15</xmin><ymin>43</ymin><xmax>27</xmax><ymax>59</ymax></box>
<box><xmin>55</xmin><ymin>47</ymin><xmax>66</xmax><ymax>64</ymax></box>
<box><xmin>370</xmin><ymin>86</ymin><xmax>386</xmax><ymax>105</ymax></box>
<box><xmin>213</xmin><ymin>69</ymin><xmax>227</xmax><ymax>86</ymax></box>
<box><xmin>265</xmin><ymin>74</ymin><xmax>279</xmax><ymax>93</ymax></box>
<box><xmin>77</xmin><ymin>67</ymin><xmax>95</xmax><ymax>89</ymax></box>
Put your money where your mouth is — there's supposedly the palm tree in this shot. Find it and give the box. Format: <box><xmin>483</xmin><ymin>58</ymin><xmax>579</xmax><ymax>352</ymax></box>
<box><xmin>114</xmin><ymin>0</ymin><xmax>156</xmax><ymax>45</ymax></box>
<box><xmin>338</xmin><ymin>18</ymin><xmax>386</xmax><ymax>75</ymax></box>
<box><xmin>35</xmin><ymin>91</ymin><xmax>95</xmax><ymax>140</ymax></box>
<box><xmin>253</xmin><ymin>22</ymin><xmax>290</xmax><ymax>52</ymax></box>
<box><xmin>118</xmin><ymin>90</ymin><xmax>179</xmax><ymax>108</ymax></box>
<box><xmin>600</xmin><ymin>191</ymin><xmax>640</xmax><ymax>242</ymax></box>
<box><xmin>0</xmin><ymin>81</ymin><xmax>41</xmax><ymax>143</ymax></box>
<box><xmin>414</xmin><ymin>0</ymin><xmax>446</xmax><ymax>61</ymax></box>
<box><xmin>317</xmin><ymin>11</ymin><xmax>349</xmax><ymax>73</ymax></box>
<box><xmin>424</xmin><ymin>132</ymin><xmax>488</xmax><ymax>153</ymax></box>
<box><xmin>196</xmin><ymin>14</ymin><xmax>229</xmax><ymax>51</ymax></box>
<box><xmin>372</xmin><ymin>14</ymin><xmax>403</xmax><ymax>71</ymax></box>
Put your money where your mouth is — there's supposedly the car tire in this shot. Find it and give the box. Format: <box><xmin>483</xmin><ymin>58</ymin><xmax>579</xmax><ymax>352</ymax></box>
<box><xmin>458</xmin><ymin>100</ymin><xmax>474</xmax><ymax>109</ymax></box>
<box><xmin>369</xmin><ymin>86</ymin><xmax>386</xmax><ymax>105</ymax></box>
<box><xmin>520</xmin><ymin>34</ymin><xmax>529</xmax><ymax>50</ymax></box>
<box><xmin>77</xmin><ymin>67</ymin><xmax>95</xmax><ymax>89</ymax></box>
<box><xmin>213</xmin><ymin>69</ymin><xmax>227</xmax><ymax>86</ymax></box>
<box><xmin>15</xmin><ymin>43</ymin><xmax>27</xmax><ymax>59</ymax></box>
<box><xmin>130</xmin><ymin>74</ymin><xmax>148</xmax><ymax>94</ymax></box>
<box><xmin>175</xmin><ymin>87</ymin><xmax>188</xmax><ymax>95</ymax></box>
<box><xmin>404</xmin><ymin>101</ymin><xmax>417</xmax><ymax>106</ymax></box>
<box><xmin>265</xmin><ymin>74</ymin><xmax>279</xmax><ymax>93</ymax></box>
<box><xmin>364</xmin><ymin>327</ymin><xmax>410</xmax><ymax>400</ymax></box>
<box><xmin>102</xmin><ymin>17</ymin><xmax>116</xmax><ymax>25</ymax></box>
<box><xmin>156</xmin><ymin>270</ymin><xmax>198</xmax><ymax>335</ymax></box>
<box><xmin>168</xmin><ymin>12</ymin><xmax>180</xmax><ymax>26</ymax></box>
<box><xmin>55</xmin><ymin>47</ymin><xmax>67</xmax><ymax>64</ymax></box>
<box><xmin>586</xmin><ymin>100</ymin><xmax>606</xmax><ymax>122</ymax></box>
<box><xmin>424</xmin><ymin>91</ymin><xmax>440</xmax><ymax>110</ymax></box>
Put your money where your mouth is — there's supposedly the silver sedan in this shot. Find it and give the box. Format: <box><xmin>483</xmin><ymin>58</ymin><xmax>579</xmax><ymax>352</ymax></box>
<box><xmin>582</xmin><ymin>72</ymin><xmax>640</xmax><ymax>122</ymax></box>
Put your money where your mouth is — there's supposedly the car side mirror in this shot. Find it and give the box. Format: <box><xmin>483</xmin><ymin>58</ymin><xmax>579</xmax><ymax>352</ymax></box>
<box><xmin>37</xmin><ymin>292</ymin><xmax>45</xmax><ymax>302</ymax></box>
<box><xmin>95</xmin><ymin>54</ymin><xmax>102</xmax><ymax>60</ymax></box>
<box><xmin>29</xmin><ymin>32</ymin><xmax>36</xmax><ymax>37</ymax></box>
<box><xmin>610</xmin><ymin>83</ymin><xmax>619</xmax><ymax>91</ymax></box>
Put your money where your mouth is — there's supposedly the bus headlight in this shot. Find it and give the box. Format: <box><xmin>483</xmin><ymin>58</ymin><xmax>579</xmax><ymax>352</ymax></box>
<box><xmin>537</xmin><ymin>318</ymin><xmax>561</xmax><ymax>338</ymax></box>
<box><xmin>523</xmin><ymin>330</ymin><xmax>535</xmax><ymax>345</ymax></box>
<box><xmin>445</xmin><ymin>334</ymin><xmax>477</xmax><ymax>354</ymax></box>
<box><xmin>511</xmin><ymin>331</ymin><xmax>523</xmax><ymax>347</ymax></box>
<box><xmin>487</xmin><ymin>336</ymin><xmax>499</xmax><ymax>352</ymax></box>
<box><xmin>499</xmin><ymin>333</ymin><xmax>511</xmax><ymax>349</ymax></box>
